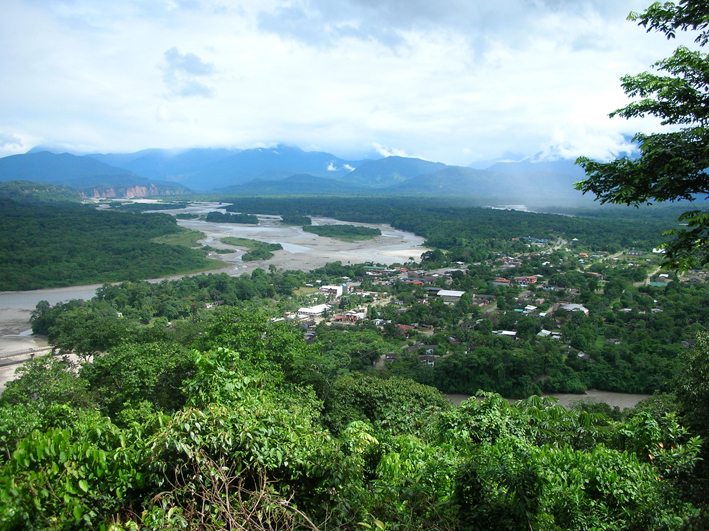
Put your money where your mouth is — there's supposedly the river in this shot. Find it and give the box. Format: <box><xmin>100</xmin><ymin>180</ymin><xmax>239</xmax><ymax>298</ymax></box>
<box><xmin>0</xmin><ymin>205</ymin><xmax>428</xmax><ymax>389</ymax></box>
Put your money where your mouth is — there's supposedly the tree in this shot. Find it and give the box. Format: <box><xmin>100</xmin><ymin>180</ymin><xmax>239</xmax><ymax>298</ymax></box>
<box><xmin>576</xmin><ymin>1</ymin><xmax>709</xmax><ymax>270</ymax></box>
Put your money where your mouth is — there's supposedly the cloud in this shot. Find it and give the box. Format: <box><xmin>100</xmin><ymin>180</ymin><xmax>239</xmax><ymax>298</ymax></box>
<box><xmin>0</xmin><ymin>132</ymin><xmax>22</xmax><ymax>148</ymax></box>
<box><xmin>257</xmin><ymin>0</ymin><xmax>640</xmax><ymax>51</ymax></box>
<box><xmin>370</xmin><ymin>142</ymin><xmax>417</xmax><ymax>158</ymax></box>
<box><xmin>160</xmin><ymin>47</ymin><xmax>215</xmax><ymax>98</ymax></box>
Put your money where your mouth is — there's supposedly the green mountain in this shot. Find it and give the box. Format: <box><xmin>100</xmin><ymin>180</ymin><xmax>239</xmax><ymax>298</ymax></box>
<box><xmin>0</xmin><ymin>180</ymin><xmax>82</xmax><ymax>203</ymax></box>
<box><xmin>387</xmin><ymin>165</ymin><xmax>588</xmax><ymax>202</ymax></box>
<box><xmin>345</xmin><ymin>156</ymin><xmax>446</xmax><ymax>187</ymax></box>
<box><xmin>219</xmin><ymin>174</ymin><xmax>370</xmax><ymax>195</ymax></box>
<box><xmin>0</xmin><ymin>152</ymin><xmax>192</xmax><ymax>198</ymax></box>
<box><xmin>179</xmin><ymin>145</ymin><xmax>362</xmax><ymax>191</ymax></box>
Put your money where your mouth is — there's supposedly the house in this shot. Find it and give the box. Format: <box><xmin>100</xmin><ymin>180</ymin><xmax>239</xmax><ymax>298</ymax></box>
<box><xmin>493</xmin><ymin>330</ymin><xmax>517</xmax><ymax>339</ymax></box>
<box><xmin>537</xmin><ymin>329</ymin><xmax>561</xmax><ymax>339</ymax></box>
<box><xmin>514</xmin><ymin>276</ymin><xmax>538</xmax><ymax>286</ymax></box>
<box><xmin>493</xmin><ymin>278</ymin><xmax>511</xmax><ymax>287</ymax></box>
<box><xmin>473</xmin><ymin>295</ymin><xmax>495</xmax><ymax>307</ymax></box>
<box><xmin>297</xmin><ymin>304</ymin><xmax>330</xmax><ymax>318</ymax></box>
<box><xmin>319</xmin><ymin>285</ymin><xmax>344</xmax><ymax>297</ymax></box>
<box><xmin>560</xmin><ymin>303</ymin><xmax>589</xmax><ymax>315</ymax></box>
<box><xmin>437</xmin><ymin>290</ymin><xmax>466</xmax><ymax>303</ymax></box>
<box><xmin>418</xmin><ymin>354</ymin><xmax>436</xmax><ymax>366</ymax></box>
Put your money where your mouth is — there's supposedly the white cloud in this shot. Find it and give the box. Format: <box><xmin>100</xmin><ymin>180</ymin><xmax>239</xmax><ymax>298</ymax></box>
<box><xmin>370</xmin><ymin>142</ymin><xmax>418</xmax><ymax>158</ymax></box>
<box><xmin>0</xmin><ymin>132</ymin><xmax>22</xmax><ymax>148</ymax></box>
<box><xmin>0</xmin><ymin>0</ymin><xmax>698</xmax><ymax>164</ymax></box>
<box><xmin>160</xmin><ymin>47</ymin><xmax>215</xmax><ymax>98</ymax></box>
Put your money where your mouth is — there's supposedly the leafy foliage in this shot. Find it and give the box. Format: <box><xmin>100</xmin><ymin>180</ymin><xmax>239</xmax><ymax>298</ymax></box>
<box><xmin>0</xmin><ymin>200</ymin><xmax>219</xmax><ymax>290</ymax></box>
<box><xmin>204</xmin><ymin>210</ymin><xmax>258</xmax><ymax>224</ymax></box>
<box><xmin>577</xmin><ymin>2</ymin><xmax>709</xmax><ymax>270</ymax></box>
<box><xmin>303</xmin><ymin>224</ymin><xmax>382</xmax><ymax>241</ymax></box>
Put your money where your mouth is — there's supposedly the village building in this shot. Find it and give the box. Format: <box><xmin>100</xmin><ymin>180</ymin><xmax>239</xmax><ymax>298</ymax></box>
<box><xmin>319</xmin><ymin>284</ymin><xmax>345</xmax><ymax>297</ymax></box>
<box><xmin>297</xmin><ymin>304</ymin><xmax>330</xmax><ymax>319</ymax></box>
<box><xmin>437</xmin><ymin>289</ymin><xmax>466</xmax><ymax>303</ymax></box>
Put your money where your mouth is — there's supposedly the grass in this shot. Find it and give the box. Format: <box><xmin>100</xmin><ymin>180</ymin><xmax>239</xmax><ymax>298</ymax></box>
<box><xmin>221</xmin><ymin>237</ymin><xmax>267</xmax><ymax>250</ymax></box>
<box><xmin>294</xmin><ymin>287</ymin><xmax>319</xmax><ymax>296</ymax></box>
<box><xmin>151</xmin><ymin>228</ymin><xmax>206</xmax><ymax>247</ymax></box>
<box><xmin>220</xmin><ymin>237</ymin><xmax>283</xmax><ymax>261</ymax></box>
<box><xmin>302</xmin><ymin>224</ymin><xmax>381</xmax><ymax>242</ymax></box>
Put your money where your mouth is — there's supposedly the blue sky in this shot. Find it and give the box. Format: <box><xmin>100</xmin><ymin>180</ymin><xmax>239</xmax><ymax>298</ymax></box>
<box><xmin>0</xmin><ymin>0</ymin><xmax>697</xmax><ymax>165</ymax></box>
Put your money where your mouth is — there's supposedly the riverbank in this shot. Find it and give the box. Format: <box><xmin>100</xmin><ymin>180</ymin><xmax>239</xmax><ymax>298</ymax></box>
<box><xmin>444</xmin><ymin>389</ymin><xmax>650</xmax><ymax>410</ymax></box>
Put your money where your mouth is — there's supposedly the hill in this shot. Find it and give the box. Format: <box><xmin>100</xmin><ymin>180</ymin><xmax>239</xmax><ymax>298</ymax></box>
<box><xmin>0</xmin><ymin>180</ymin><xmax>82</xmax><ymax>202</ymax></box>
<box><xmin>219</xmin><ymin>174</ymin><xmax>370</xmax><ymax>195</ymax></box>
<box><xmin>346</xmin><ymin>156</ymin><xmax>446</xmax><ymax>187</ymax></box>
<box><xmin>485</xmin><ymin>158</ymin><xmax>587</xmax><ymax>178</ymax></box>
<box><xmin>179</xmin><ymin>145</ymin><xmax>361</xmax><ymax>191</ymax></box>
<box><xmin>0</xmin><ymin>152</ymin><xmax>192</xmax><ymax>198</ymax></box>
<box><xmin>89</xmin><ymin>148</ymin><xmax>237</xmax><ymax>181</ymax></box>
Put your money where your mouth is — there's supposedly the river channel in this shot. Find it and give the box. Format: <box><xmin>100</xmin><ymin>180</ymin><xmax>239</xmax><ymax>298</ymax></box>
<box><xmin>0</xmin><ymin>204</ymin><xmax>428</xmax><ymax>389</ymax></box>
<box><xmin>0</xmin><ymin>202</ymin><xmax>651</xmax><ymax>409</ymax></box>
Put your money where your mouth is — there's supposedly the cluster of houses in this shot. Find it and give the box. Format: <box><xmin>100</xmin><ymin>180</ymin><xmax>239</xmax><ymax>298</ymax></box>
<box><xmin>493</xmin><ymin>276</ymin><xmax>540</xmax><ymax>287</ymax></box>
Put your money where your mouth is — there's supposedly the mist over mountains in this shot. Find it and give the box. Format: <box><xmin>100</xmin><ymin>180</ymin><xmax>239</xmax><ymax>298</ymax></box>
<box><xmin>1</xmin><ymin>144</ymin><xmax>593</xmax><ymax>203</ymax></box>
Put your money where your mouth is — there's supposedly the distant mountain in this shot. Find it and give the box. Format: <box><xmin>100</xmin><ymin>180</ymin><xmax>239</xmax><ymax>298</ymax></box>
<box><xmin>386</xmin><ymin>166</ymin><xmax>502</xmax><ymax>196</ymax></box>
<box><xmin>63</xmin><ymin>175</ymin><xmax>192</xmax><ymax>199</ymax></box>
<box><xmin>6</xmin><ymin>145</ymin><xmax>604</xmax><ymax>203</ymax></box>
<box><xmin>485</xmin><ymin>158</ymin><xmax>587</xmax><ymax>178</ymax></box>
<box><xmin>1</xmin><ymin>151</ymin><xmax>131</xmax><ymax>182</ymax></box>
<box><xmin>346</xmin><ymin>156</ymin><xmax>446</xmax><ymax>187</ymax></box>
<box><xmin>386</xmin><ymin>165</ymin><xmax>587</xmax><ymax>201</ymax></box>
<box><xmin>0</xmin><ymin>151</ymin><xmax>191</xmax><ymax>198</ymax></box>
<box><xmin>180</xmin><ymin>145</ymin><xmax>361</xmax><ymax>191</ymax></box>
<box><xmin>219</xmin><ymin>174</ymin><xmax>370</xmax><ymax>195</ymax></box>
<box><xmin>89</xmin><ymin>148</ymin><xmax>237</xmax><ymax>181</ymax></box>
<box><xmin>0</xmin><ymin>180</ymin><xmax>82</xmax><ymax>203</ymax></box>
<box><xmin>467</xmin><ymin>152</ymin><xmax>526</xmax><ymax>170</ymax></box>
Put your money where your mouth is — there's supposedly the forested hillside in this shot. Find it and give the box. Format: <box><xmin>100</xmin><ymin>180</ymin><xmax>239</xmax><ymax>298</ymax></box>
<box><xmin>2</xmin><ymin>302</ymin><xmax>707</xmax><ymax>529</ymax></box>
<box><xmin>0</xmin><ymin>200</ymin><xmax>221</xmax><ymax>290</ymax></box>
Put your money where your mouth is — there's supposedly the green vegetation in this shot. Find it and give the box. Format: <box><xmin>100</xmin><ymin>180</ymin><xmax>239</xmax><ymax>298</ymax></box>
<box><xmin>2</xmin><ymin>301</ymin><xmax>707</xmax><ymax>529</ymax></box>
<box><xmin>280</xmin><ymin>213</ymin><xmax>312</xmax><ymax>225</ymax></box>
<box><xmin>202</xmin><ymin>245</ymin><xmax>235</xmax><ymax>254</ymax></box>
<box><xmin>205</xmin><ymin>211</ymin><xmax>258</xmax><ymax>224</ymax></box>
<box><xmin>113</xmin><ymin>202</ymin><xmax>189</xmax><ymax>212</ymax></box>
<box><xmin>303</xmin><ymin>224</ymin><xmax>381</xmax><ymax>241</ymax></box>
<box><xmin>0</xmin><ymin>180</ymin><xmax>82</xmax><ymax>203</ymax></box>
<box><xmin>221</xmin><ymin>236</ymin><xmax>283</xmax><ymax>261</ymax></box>
<box><xmin>150</xmin><ymin>228</ymin><xmax>205</xmax><ymax>247</ymax></box>
<box><xmin>576</xmin><ymin>2</ymin><xmax>709</xmax><ymax>270</ymax></box>
<box><xmin>0</xmin><ymin>200</ymin><xmax>222</xmax><ymax>290</ymax></box>
<box><xmin>224</xmin><ymin>197</ymin><xmax>675</xmax><ymax>256</ymax></box>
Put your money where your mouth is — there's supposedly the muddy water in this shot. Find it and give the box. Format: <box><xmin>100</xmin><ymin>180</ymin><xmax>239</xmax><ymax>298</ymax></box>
<box><xmin>445</xmin><ymin>389</ymin><xmax>650</xmax><ymax>410</ymax></box>
<box><xmin>0</xmin><ymin>205</ymin><xmax>429</xmax><ymax>390</ymax></box>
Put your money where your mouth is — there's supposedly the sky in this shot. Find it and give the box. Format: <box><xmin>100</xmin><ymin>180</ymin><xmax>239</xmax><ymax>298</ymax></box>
<box><xmin>0</xmin><ymin>0</ymin><xmax>699</xmax><ymax>165</ymax></box>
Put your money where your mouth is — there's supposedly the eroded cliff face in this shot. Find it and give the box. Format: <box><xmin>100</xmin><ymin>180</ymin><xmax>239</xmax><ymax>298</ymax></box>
<box><xmin>80</xmin><ymin>184</ymin><xmax>189</xmax><ymax>198</ymax></box>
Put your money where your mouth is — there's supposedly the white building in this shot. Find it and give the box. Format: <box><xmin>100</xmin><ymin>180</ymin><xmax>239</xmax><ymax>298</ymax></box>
<box><xmin>560</xmin><ymin>303</ymin><xmax>589</xmax><ymax>315</ymax></box>
<box><xmin>319</xmin><ymin>285</ymin><xmax>344</xmax><ymax>297</ymax></box>
<box><xmin>437</xmin><ymin>290</ymin><xmax>466</xmax><ymax>303</ymax></box>
<box><xmin>297</xmin><ymin>304</ymin><xmax>331</xmax><ymax>319</ymax></box>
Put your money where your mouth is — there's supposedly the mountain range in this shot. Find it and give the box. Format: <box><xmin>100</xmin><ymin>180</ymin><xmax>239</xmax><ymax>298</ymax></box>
<box><xmin>0</xmin><ymin>144</ymin><xmax>593</xmax><ymax>203</ymax></box>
